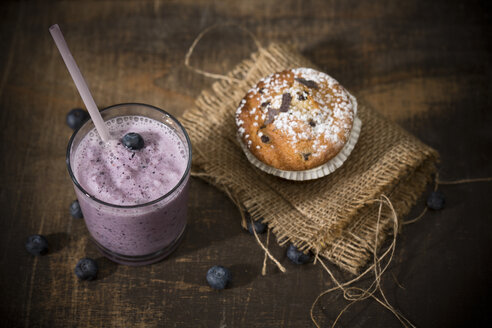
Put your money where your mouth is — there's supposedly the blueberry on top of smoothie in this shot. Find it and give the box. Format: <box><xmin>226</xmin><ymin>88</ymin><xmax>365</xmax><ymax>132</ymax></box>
<box><xmin>122</xmin><ymin>132</ymin><xmax>145</xmax><ymax>150</ymax></box>
<box><xmin>25</xmin><ymin>234</ymin><xmax>49</xmax><ymax>256</ymax></box>
<box><xmin>74</xmin><ymin>258</ymin><xmax>98</xmax><ymax>281</ymax></box>
<box><xmin>66</xmin><ymin>108</ymin><xmax>89</xmax><ymax>130</ymax></box>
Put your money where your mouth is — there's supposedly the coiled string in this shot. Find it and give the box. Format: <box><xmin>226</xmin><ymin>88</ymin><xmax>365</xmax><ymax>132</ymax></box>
<box><xmin>311</xmin><ymin>175</ymin><xmax>492</xmax><ymax>327</ymax></box>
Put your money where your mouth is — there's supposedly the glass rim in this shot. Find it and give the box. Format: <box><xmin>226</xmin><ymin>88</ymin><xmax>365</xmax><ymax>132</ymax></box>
<box><xmin>66</xmin><ymin>103</ymin><xmax>192</xmax><ymax>209</ymax></box>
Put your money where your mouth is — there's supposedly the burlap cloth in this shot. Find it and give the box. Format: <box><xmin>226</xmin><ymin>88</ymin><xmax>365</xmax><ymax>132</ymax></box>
<box><xmin>181</xmin><ymin>43</ymin><xmax>438</xmax><ymax>274</ymax></box>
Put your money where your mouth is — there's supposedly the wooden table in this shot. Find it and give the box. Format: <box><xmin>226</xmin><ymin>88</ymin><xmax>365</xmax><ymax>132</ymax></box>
<box><xmin>1</xmin><ymin>1</ymin><xmax>490</xmax><ymax>327</ymax></box>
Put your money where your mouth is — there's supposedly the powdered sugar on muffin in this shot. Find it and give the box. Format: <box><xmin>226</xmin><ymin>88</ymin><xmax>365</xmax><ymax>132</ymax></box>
<box><xmin>236</xmin><ymin>68</ymin><xmax>356</xmax><ymax>171</ymax></box>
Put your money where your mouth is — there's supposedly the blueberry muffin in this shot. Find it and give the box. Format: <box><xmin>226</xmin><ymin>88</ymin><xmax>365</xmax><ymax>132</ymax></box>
<box><xmin>235</xmin><ymin>68</ymin><xmax>357</xmax><ymax>171</ymax></box>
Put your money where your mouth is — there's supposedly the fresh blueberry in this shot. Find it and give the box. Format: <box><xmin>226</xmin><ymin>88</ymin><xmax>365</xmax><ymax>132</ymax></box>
<box><xmin>122</xmin><ymin>132</ymin><xmax>145</xmax><ymax>150</ymax></box>
<box><xmin>206</xmin><ymin>265</ymin><xmax>231</xmax><ymax>290</ymax></box>
<box><xmin>25</xmin><ymin>234</ymin><xmax>49</xmax><ymax>256</ymax></box>
<box><xmin>427</xmin><ymin>191</ymin><xmax>445</xmax><ymax>210</ymax></box>
<box><xmin>286</xmin><ymin>244</ymin><xmax>311</xmax><ymax>264</ymax></box>
<box><xmin>70</xmin><ymin>200</ymin><xmax>83</xmax><ymax>219</ymax></box>
<box><xmin>74</xmin><ymin>258</ymin><xmax>98</xmax><ymax>281</ymax></box>
<box><xmin>66</xmin><ymin>108</ymin><xmax>89</xmax><ymax>130</ymax></box>
<box><xmin>247</xmin><ymin>219</ymin><xmax>267</xmax><ymax>235</ymax></box>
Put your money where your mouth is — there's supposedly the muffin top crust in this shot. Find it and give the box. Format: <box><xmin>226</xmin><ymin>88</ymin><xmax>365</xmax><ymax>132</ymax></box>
<box><xmin>235</xmin><ymin>68</ymin><xmax>356</xmax><ymax>171</ymax></box>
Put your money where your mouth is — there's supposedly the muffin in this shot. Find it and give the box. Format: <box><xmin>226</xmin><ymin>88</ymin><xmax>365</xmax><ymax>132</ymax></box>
<box><xmin>235</xmin><ymin>67</ymin><xmax>360</xmax><ymax>180</ymax></box>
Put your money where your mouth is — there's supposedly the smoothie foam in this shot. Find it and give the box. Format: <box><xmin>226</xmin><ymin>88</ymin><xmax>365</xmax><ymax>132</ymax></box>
<box><xmin>73</xmin><ymin>116</ymin><xmax>187</xmax><ymax>205</ymax></box>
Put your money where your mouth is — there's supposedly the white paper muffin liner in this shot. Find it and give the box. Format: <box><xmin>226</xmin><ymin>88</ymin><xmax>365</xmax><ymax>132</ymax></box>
<box><xmin>238</xmin><ymin>93</ymin><xmax>361</xmax><ymax>181</ymax></box>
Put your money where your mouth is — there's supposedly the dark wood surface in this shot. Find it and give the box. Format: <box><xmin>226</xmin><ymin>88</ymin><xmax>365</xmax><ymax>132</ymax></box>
<box><xmin>1</xmin><ymin>1</ymin><xmax>491</xmax><ymax>327</ymax></box>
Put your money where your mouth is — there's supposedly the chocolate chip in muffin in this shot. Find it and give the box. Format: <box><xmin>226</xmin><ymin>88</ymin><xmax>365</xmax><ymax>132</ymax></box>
<box><xmin>297</xmin><ymin>91</ymin><xmax>308</xmax><ymax>101</ymax></box>
<box><xmin>260</xmin><ymin>135</ymin><xmax>270</xmax><ymax>143</ymax></box>
<box><xmin>259</xmin><ymin>87</ymin><xmax>265</xmax><ymax>94</ymax></box>
<box><xmin>308</xmin><ymin>119</ymin><xmax>316</xmax><ymax>127</ymax></box>
<box><xmin>264</xmin><ymin>108</ymin><xmax>279</xmax><ymax>125</ymax></box>
<box><xmin>302</xmin><ymin>153</ymin><xmax>311</xmax><ymax>161</ymax></box>
<box><xmin>261</xmin><ymin>101</ymin><xmax>270</xmax><ymax>107</ymax></box>
<box><xmin>295</xmin><ymin>78</ymin><xmax>319</xmax><ymax>89</ymax></box>
<box><xmin>279</xmin><ymin>93</ymin><xmax>292</xmax><ymax>112</ymax></box>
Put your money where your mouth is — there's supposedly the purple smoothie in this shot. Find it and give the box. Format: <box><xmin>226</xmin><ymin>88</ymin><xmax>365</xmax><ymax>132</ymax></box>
<box><xmin>70</xmin><ymin>111</ymin><xmax>190</xmax><ymax>264</ymax></box>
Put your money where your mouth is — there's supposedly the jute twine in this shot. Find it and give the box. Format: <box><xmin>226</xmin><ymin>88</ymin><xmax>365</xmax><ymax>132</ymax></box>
<box><xmin>181</xmin><ymin>24</ymin><xmax>490</xmax><ymax>327</ymax></box>
<box><xmin>310</xmin><ymin>195</ymin><xmax>415</xmax><ymax>328</ymax></box>
<box><xmin>401</xmin><ymin>174</ymin><xmax>492</xmax><ymax>226</ymax></box>
<box><xmin>309</xmin><ymin>175</ymin><xmax>492</xmax><ymax>327</ymax></box>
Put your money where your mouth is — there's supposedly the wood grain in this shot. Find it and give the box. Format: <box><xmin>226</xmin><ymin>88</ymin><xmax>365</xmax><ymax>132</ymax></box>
<box><xmin>0</xmin><ymin>0</ymin><xmax>491</xmax><ymax>327</ymax></box>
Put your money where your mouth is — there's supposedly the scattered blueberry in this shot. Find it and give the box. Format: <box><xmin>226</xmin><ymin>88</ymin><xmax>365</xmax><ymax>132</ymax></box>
<box><xmin>247</xmin><ymin>218</ymin><xmax>267</xmax><ymax>235</ymax></box>
<box><xmin>66</xmin><ymin>108</ymin><xmax>89</xmax><ymax>130</ymax></box>
<box><xmin>427</xmin><ymin>191</ymin><xmax>445</xmax><ymax>210</ymax></box>
<box><xmin>25</xmin><ymin>234</ymin><xmax>49</xmax><ymax>256</ymax></box>
<box><xmin>122</xmin><ymin>132</ymin><xmax>145</xmax><ymax>150</ymax></box>
<box><xmin>69</xmin><ymin>200</ymin><xmax>83</xmax><ymax>219</ymax></box>
<box><xmin>74</xmin><ymin>258</ymin><xmax>98</xmax><ymax>281</ymax></box>
<box><xmin>286</xmin><ymin>244</ymin><xmax>311</xmax><ymax>264</ymax></box>
<box><xmin>206</xmin><ymin>265</ymin><xmax>231</xmax><ymax>290</ymax></box>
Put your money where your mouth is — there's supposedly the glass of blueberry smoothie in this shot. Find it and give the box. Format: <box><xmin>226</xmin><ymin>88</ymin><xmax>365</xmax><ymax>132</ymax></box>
<box><xmin>66</xmin><ymin>103</ymin><xmax>191</xmax><ymax>265</ymax></box>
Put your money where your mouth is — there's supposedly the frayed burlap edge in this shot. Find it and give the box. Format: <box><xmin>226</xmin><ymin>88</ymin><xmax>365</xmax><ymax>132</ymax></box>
<box><xmin>322</xmin><ymin>155</ymin><xmax>437</xmax><ymax>273</ymax></box>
